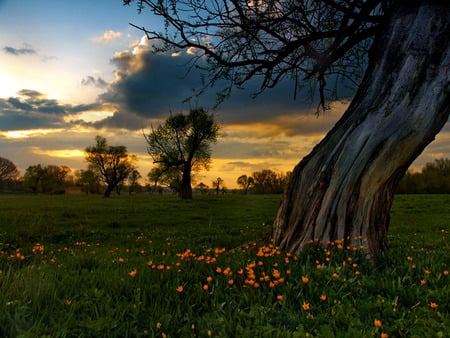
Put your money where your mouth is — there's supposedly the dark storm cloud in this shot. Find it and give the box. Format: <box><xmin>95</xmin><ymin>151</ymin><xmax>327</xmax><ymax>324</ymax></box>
<box><xmin>81</xmin><ymin>76</ymin><xmax>108</xmax><ymax>89</ymax></box>
<box><xmin>97</xmin><ymin>46</ymin><xmax>354</xmax><ymax>131</ymax></box>
<box><xmin>0</xmin><ymin>91</ymin><xmax>102</xmax><ymax>131</ymax></box>
<box><xmin>99</xmin><ymin>51</ymin><xmax>212</xmax><ymax>120</ymax></box>
<box><xmin>3</xmin><ymin>45</ymin><xmax>37</xmax><ymax>56</ymax></box>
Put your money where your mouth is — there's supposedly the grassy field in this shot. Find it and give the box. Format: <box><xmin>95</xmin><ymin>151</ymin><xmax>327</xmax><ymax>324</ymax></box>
<box><xmin>0</xmin><ymin>194</ymin><xmax>448</xmax><ymax>337</ymax></box>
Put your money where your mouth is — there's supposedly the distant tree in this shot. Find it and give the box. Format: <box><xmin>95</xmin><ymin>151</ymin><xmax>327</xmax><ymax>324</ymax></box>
<box><xmin>397</xmin><ymin>158</ymin><xmax>450</xmax><ymax>194</ymax></box>
<box><xmin>196</xmin><ymin>182</ymin><xmax>209</xmax><ymax>194</ymax></box>
<box><xmin>127</xmin><ymin>169</ymin><xmax>142</xmax><ymax>194</ymax></box>
<box><xmin>41</xmin><ymin>165</ymin><xmax>71</xmax><ymax>194</ymax></box>
<box><xmin>251</xmin><ymin>169</ymin><xmax>288</xmax><ymax>194</ymax></box>
<box><xmin>237</xmin><ymin>174</ymin><xmax>254</xmax><ymax>194</ymax></box>
<box><xmin>85</xmin><ymin>136</ymin><xmax>136</xmax><ymax>197</ymax></box>
<box><xmin>144</xmin><ymin>108</ymin><xmax>220</xmax><ymax>199</ymax></box>
<box><xmin>125</xmin><ymin>0</ymin><xmax>449</xmax><ymax>263</ymax></box>
<box><xmin>75</xmin><ymin>169</ymin><xmax>102</xmax><ymax>194</ymax></box>
<box><xmin>212</xmin><ymin>177</ymin><xmax>225</xmax><ymax>195</ymax></box>
<box><xmin>0</xmin><ymin>157</ymin><xmax>20</xmax><ymax>188</ymax></box>
<box><xmin>147</xmin><ymin>166</ymin><xmax>182</xmax><ymax>194</ymax></box>
<box><xmin>23</xmin><ymin>164</ymin><xmax>70</xmax><ymax>194</ymax></box>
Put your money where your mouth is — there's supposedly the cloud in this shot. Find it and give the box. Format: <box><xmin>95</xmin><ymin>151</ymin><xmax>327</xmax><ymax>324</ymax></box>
<box><xmin>0</xmin><ymin>90</ymin><xmax>108</xmax><ymax>131</ymax></box>
<box><xmin>81</xmin><ymin>76</ymin><xmax>109</xmax><ymax>89</ymax></box>
<box><xmin>94</xmin><ymin>30</ymin><xmax>123</xmax><ymax>43</ymax></box>
<box><xmin>95</xmin><ymin>39</ymin><xmax>356</xmax><ymax>133</ymax></box>
<box><xmin>3</xmin><ymin>45</ymin><xmax>37</xmax><ymax>56</ymax></box>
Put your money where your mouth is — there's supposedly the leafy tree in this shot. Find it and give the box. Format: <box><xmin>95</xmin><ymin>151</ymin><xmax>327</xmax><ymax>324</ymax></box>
<box><xmin>126</xmin><ymin>0</ymin><xmax>449</xmax><ymax>263</ymax></box>
<box><xmin>75</xmin><ymin>169</ymin><xmax>102</xmax><ymax>194</ymax></box>
<box><xmin>0</xmin><ymin>157</ymin><xmax>19</xmax><ymax>188</ymax></box>
<box><xmin>212</xmin><ymin>177</ymin><xmax>225</xmax><ymax>195</ymax></box>
<box><xmin>85</xmin><ymin>136</ymin><xmax>136</xmax><ymax>197</ymax></box>
<box><xmin>251</xmin><ymin>169</ymin><xmax>288</xmax><ymax>194</ymax></box>
<box><xmin>237</xmin><ymin>174</ymin><xmax>254</xmax><ymax>194</ymax></box>
<box><xmin>23</xmin><ymin>164</ymin><xmax>70</xmax><ymax>194</ymax></box>
<box><xmin>127</xmin><ymin>169</ymin><xmax>142</xmax><ymax>194</ymax></box>
<box><xmin>144</xmin><ymin>108</ymin><xmax>220</xmax><ymax>199</ymax></box>
<box><xmin>397</xmin><ymin>158</ymin><xmax>450</xmax><ymax>194</ymax></box>
<box><xmin>196</xmin><ymin>182</ymin><xmax>209</xmax><ymax>194</ymax></box>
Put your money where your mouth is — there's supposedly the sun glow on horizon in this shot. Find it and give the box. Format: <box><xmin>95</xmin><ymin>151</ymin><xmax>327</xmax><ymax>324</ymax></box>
<box><xmin>0</xmin><ymin>129</ymin><xmax>64</xmax><ymax>139</ymax></box>
<box><xmin>30</xmin><ymin>147</ymin><xmax>85</xmax><ymax>159</ymax></box>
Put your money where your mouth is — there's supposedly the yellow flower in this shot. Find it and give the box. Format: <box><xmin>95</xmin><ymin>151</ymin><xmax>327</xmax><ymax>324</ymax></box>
<box><xmin>176</xmin><ymin>286</ymin><xmax>183</xmax><ymax>292</ymax></box>
<box><xmin>128</xmin><ymin>269</ymin><xmax>137</xmax><ymax>277</ymax></box>
<box><xmin>373</xmin><ymin>319</ymin><xmax>382</xmax><ymax>327</ymax></box>
<box><xmin>156</xmin><ymin>322</ymin><xmax>162</xmax><ymax>329</ymax></box>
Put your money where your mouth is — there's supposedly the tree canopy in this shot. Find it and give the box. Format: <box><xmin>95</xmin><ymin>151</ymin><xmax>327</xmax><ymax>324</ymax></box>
<box><xmin>144</xmin><ymin>108</ymin><xmax>220</xmax><ymax>199</ymax></box>
<box><xmin>0</xmin><ymin>157</ymin><xmax>19</xmax><ymax>183</ymax></box>
<box><xmin>125</xmin><ymin>0</ymin><xmax>386</xmax><ymax>108</ymax></box>
<box><xmin>85</xmin><ymin>136</ymin><xmax>136</xmax><ymax>197</ymax></box>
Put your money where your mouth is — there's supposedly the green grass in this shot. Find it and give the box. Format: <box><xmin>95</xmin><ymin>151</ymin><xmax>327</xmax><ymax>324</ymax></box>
<box><xmin>0</xmin><ymin>194</ymin><xmax>448</xmax><ymax>337</ymax></box>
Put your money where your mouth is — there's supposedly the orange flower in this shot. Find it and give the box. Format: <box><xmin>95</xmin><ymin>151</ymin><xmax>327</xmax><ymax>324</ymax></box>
<box><xmin>430</xmin><ymin>302</ymin><xmax>438</xmax><ymax>308</ymax></box>
<box><xmin>128</xmin><ymin>269</ymin><xmax>137</xmax><ymax>277</ymax></box>
<box><xmin>206</xmin><ymin>276</ymin><xmax>213</xmax><ymax>282</ymax></box>
<box><xmin>302</xmin><ymin>302</ymin><xmax>311</xmax><ymax>310</ymax></box>
<box><xmin>424</xmin><ymin>270</ymin><xmax>431</xmax><ymax>274</ymax></box>
<box><xmin>301</xmin><ymin>276</ymin><xmax>309</xmax><ymax>283</ymax></box>
<box><xmin>118</xmin><ymin>258</ymin><xmax>125</xmax><ymax>262</ymax></box>
<box><xmin>203</xmin><ymin>284</ymin><xmax>209</xmax><ymax>291</ymax></box>
<box><xmin>381</xmin><ymin>333</ymin><xmax>389</xmax><ymax>338</ymax></box>
<box><xmin>420</xmin><ymin>280</ymin><xmax>427</xmax><ymax>285</ymax></box>
<box><xmin>320</xmin><ymin>295</ymin><xmax>327</xmax><ymax>301</ymax></box>
<box><xmin>443</xmin><ymin>270</ymin><xmax>449</xmax><ymax>276</ymax></box>
<box><xmin>373</xmin><ymin>319</ymin><xmax>382</xmax><ymax>327</ymax></box>
<box><xmin>277</xmin><ymin>295</ymin><xmax>283</xmax><ymax>301</ymax></box>
<box><xmin>156</xmin><ymin>322</ymin><xmax>162</xmax><ymax>329</ymax></box>
<box><xmin>332</xmin><ymin>273</ymin><xmax>339</xmax><ymax>278</ymax></box>
<box><xmin>65</xmin><ymin>299</ymin><xmax>72</xmax><ymax>306</ymax></box>
<box><xmin>228</xmin><ymin>279</ymin><xmax>234</xmax><ymax>285</ymax></box>
<box><xmin>176</xmin><ymin>286</ymin><xmax>183</xmax><ymax>292</ymax></box>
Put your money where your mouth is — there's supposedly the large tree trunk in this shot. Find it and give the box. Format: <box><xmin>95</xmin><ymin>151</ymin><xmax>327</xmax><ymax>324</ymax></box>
<box><xmin>180</xmin><ymin>162</ymin><xmax>193</xmax><ymax>199</ymax></box>
<box><xmin>273</xmin><ymin>2</ymin><xmax>449</xmax><ymax>264</ymax></box>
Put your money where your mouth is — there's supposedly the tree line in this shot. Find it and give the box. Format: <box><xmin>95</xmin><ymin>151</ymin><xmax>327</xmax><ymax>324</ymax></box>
<box><xmin>396</xmin><ymin>158</ymin><xmax>450</xmax><ymax>194</ymax></box>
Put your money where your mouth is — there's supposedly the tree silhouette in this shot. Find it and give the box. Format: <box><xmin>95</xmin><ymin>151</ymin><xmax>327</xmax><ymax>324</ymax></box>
<box><xmin>126</xmin><ymin>0</ymin><xmax>449</xmax><ymax>263</ymax></box>
<box><xmin>0</xmin><ymin>157</ymin><xmax>19</xmax><ymax>185</ymax></box>
<box><xmin>144</xmin><ymin>108</ymin><xmax>220</xmax><ymax>199</ymax></box>
<box><xmin>85</xmin><ymin>136</ymin><xmax>136</xmax><ymax>197</ymax></box>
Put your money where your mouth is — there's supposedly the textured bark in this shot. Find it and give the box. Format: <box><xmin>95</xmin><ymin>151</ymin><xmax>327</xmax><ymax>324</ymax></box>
<box><xmin>273</xmin><ymin>2</ymin><xmax>450</xmax><ymax>264</ymax></box>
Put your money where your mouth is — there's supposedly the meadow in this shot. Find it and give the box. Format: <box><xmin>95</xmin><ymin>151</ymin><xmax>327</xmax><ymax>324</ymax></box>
<box><xmin>0</xmin><ymin>194</ymin><xmax>448</xmax><ymax>337</ymax></box>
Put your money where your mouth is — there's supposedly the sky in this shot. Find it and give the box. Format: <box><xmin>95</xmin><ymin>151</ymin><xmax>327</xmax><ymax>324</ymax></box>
<box><xmin>1</xmin><ymin>0</ymin><xmax>449</xmax><ymax>189</ymax></box>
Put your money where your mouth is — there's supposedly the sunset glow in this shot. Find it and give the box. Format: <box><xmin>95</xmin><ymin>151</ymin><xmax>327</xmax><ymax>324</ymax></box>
<box><xmin>0</xmin><ymin>0</ymin><xmax>448</xmax><ymax>188</ymax></box>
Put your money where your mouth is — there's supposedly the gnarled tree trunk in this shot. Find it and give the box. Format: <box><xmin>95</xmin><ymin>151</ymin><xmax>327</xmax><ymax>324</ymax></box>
<box><xmin>273</xmin><ymin>2</ymin><xmax>449</xmax><ymax>264</ymax></box>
